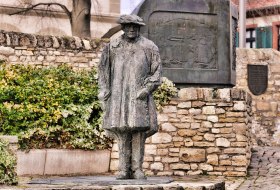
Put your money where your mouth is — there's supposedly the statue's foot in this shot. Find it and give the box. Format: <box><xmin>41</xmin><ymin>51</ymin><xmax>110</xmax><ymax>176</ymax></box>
<box><xmin>116</xmin><ymin>171</ymin><xmax>131</xmax><ymax>180</ymax></box>
<box><xmin>133</xmin><ymin>169</ymin><xmax>146</xmax><ymax>179</ymax></box>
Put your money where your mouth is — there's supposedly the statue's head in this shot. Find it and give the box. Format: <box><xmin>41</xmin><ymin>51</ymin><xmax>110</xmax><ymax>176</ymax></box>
<box><xmin>118</xmin><ymin>14</ymin><xmax>145</xmax><ymax>41</ymax></box>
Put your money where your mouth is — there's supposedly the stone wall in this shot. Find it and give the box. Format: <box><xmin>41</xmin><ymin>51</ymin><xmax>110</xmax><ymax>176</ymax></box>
<box><xmin>110</xmin><ymin>88</ymin><xmax>252</xmax><ymax>177</ymax></box>
<box><xmin>236</xmin><ymin>49</ymin><xmax>280</xmax><ymax>146</ymax></box>
<box><xmin>0</xmin><ymin>30</ymin><xmax>106</xmax><ymax>69</ymax></box>
<box><xmin>2</xmin><ymin>30</ymin><xmax>279</xmax><ymax>176</ymax></box>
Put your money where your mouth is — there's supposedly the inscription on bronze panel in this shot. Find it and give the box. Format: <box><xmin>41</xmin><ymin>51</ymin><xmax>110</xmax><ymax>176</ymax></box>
<box><xmin>247</xmin><ymin>65</ymin><xmax>268</xmax><ymax>95</ymax></box>
<box><xmin>149</xmin><ymin>12</ymin><xmax>217</xmax><ymax>70</ymax></box>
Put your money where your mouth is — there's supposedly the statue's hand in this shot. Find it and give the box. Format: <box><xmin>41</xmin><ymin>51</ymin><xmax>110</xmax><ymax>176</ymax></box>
<box><xmin>98</xmin><ymin>90</ymin><xmax>111</xmax><ymax>101</ymax></box>
<box><xmin>136</xmin><ymin>88</ymin><xmax>149</xmax><ymax>100</ymax></box>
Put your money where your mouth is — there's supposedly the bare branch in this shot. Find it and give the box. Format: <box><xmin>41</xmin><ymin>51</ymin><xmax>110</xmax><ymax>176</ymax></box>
<box><xmin>9</xmin><ymin>3</ymin><xmax>72</xmax><ymax>19</ymax></box>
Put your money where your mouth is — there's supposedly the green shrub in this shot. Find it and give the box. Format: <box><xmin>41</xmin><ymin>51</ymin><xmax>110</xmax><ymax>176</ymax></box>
<box><xmin>0</xmin><ymin>63</ymin><xmax>176</xmax><ymax>150</ymax></box>
<box><xmin>0</xmin><ymin>139</ymin><xmax>17</xmax><ymax>185</ymax></box>
<box><xmin>153</xmin><ymin>77</ymin><xmax>178</xmax><ymax>110</ymax></box>
<box><xmin>0</xmin><ymin>63</ymin><xmax>110</xmax><ymax>150</ymax></box>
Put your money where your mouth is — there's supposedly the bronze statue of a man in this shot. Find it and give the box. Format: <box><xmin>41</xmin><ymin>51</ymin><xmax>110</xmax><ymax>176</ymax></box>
<box><xmin>98</xmin><ymin>14</ymin><xmax>162</xmax><ymax>180</ymax></box>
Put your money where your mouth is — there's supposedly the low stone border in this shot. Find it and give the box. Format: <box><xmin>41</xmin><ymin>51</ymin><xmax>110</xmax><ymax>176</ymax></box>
<box><xmin>17</xmin><ymin>149</ymin><xmax>111</xmax><ymax>176</ymax></box>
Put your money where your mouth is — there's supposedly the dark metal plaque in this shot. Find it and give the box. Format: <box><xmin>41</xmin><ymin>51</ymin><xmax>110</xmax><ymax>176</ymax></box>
<box><xmin>247</xmin><ymin>65</ymin><xmax>268</xmax><ymax>95</ymax></box>
<box><xmin>136</xmin><ymin>0</ymin><xmax>238</xmax><ymax>86</ymax></box>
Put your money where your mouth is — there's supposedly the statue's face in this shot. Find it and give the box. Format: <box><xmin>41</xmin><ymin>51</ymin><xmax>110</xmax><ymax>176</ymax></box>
<box><xmin>123</xmin><ymin>24</ymin><xmax>140</xmax><ymax>40</ymax></box>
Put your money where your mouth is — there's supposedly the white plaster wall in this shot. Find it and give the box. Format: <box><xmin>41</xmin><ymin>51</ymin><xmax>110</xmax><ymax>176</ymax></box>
<box><xmin>0</xmin><ymin>13</ymin><xmax>71</xmax><ymax>36</ymax></box>
<box><xmin>247</xmin><ymin>15</ymin><xmax>280</xmax><ymax>27</ymax></box>
<box><xmin>0</xmin><ymin>0</ymin><xmax>120</xmax><ymax>38</ymax></box>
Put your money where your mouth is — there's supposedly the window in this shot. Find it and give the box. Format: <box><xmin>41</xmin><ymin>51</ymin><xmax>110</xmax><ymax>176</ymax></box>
<box><xmin>246</xmin><ymin>29</ymin><xmax>256</xmax><ymax>48</ymax></box>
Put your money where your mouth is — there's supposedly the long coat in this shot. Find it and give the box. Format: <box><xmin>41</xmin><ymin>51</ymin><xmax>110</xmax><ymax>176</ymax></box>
<box><xmin>98</xmin><ymin>35</ymin><xmax>162</xmax><ymax>135</ymax></box>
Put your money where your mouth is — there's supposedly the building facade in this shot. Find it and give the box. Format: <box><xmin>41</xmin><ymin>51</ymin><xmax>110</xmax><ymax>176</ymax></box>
<box><xmin>0</xmin><ymin>0</ymin><xmax>120</xmax><ymax>38</ymax></box>
<box><xmin>232</xmin><ymin>0</ymin><xmax>280</xmax><ymax>50</ymax></box>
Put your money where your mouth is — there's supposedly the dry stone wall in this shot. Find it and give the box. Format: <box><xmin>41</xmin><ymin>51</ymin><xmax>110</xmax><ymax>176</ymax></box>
<box><xmin>0</xmin><ymin>30</ymin><xmax>106</xmax><ymax>69</ymax></box>
<box><xmin>236</xmin><ymin>49</ymin><xmax>280</xmax><ymax>146</ymax></box>
<box><xmin>110</xmin><ymin>88</ymin><xmax>252</xmax><ymax>177</ymax></box>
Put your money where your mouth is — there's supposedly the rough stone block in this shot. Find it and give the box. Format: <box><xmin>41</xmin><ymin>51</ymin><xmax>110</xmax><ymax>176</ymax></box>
<box><xmin>192</xmin><ymin>101</ymin><xmax>206</xmax><ymax>108</ymax></box>
<box><xmin>177</xmin><ymin>109</ymin><xmax>189</xmax><ymax>115</ymax></box>
<box><xmin>223</xmin><ymin>148</ymin><xmax>246</xmax><ymax>154</ymax></box>
<box><xmin>218</xmin><ymin>88</ymin><xmax>231</xmax><ymax>102</ymax></box>
<box><xmin>207</xmin><ymin>154</ymin><xmax>219</xmax><ymax>165</ymax></box>
<box><xmin>180</xmin><ymin>148</ymin><xmax>206</xmax><ymax>162</ymax></box>
<box><xmin>157</xmin><ymin>114</ymin><xmax>169</xmax><ymax>122</ymax></box>
<box><xmin>199</xmin><ymin>163</ymin><xmax>214</xmax><ymax>171</ymax></box>
<box><xmin>0</xmin><ymin>46</ymin><xmax>15</xmax><ymax>55</ymax></box>
<box><xmin>232</xmin><ymin>155</ymin><xmax>247</xmax><ymax>166</ymax></box>
<box><xmin>190</xmin><ymin>123</ymin><xmax>200</xmax><ymax>129</ymax></box>
<box><xmin>192</xmin><ymin>135</ymin><xmax>203</xmax><ymax>141</ymax></box>
<box><xmin>162</xmin><ymin>106</ymin><xmax>177</xmax><ymax>113</ymax></box>
<box><xmin>150</xmin><ymin>162</ymin><xmax>164</xmax><ymax>171</ymax></box>
<box><xmin>110</xmin><ymin>159</ymin><xmax>119</xmax><ymax>171</ymax></box>
<box><xmin>170</xmin><ymin>163</ymin><xmax>190</xmax><ymax>170</ymax></box>
<box><xmin>233</xmin><ymin>101</ymin><xmax>246</xmax><ymax>111</ymax></box>
<box><xmin>216</xmin><ymin>138</ymin><xmax>230</xmax><ymax>147</ymax></box>
<box><xmin>220</xmin><ymin>160</ymin><xmax>232</xmax><ymax>166</ymax></box>
<box><xmin>151</xmin><ymin>133</ymin><xmax>172</xmax><ymax>144</ymax></box>
<box><xmin>207</xmin><ymin>147</ymin><xmax>220</xmax><ymax>154</ymax></box>
<box><xmin>207</xmin><ymin>116</ymin><xmax>218</xmax><ymax>122</ymax></box>
<box><xmin>202</xmin><ymin>106</ymin><xmax>216</xmax><ymax>115</ymax></box>
<box><xmin>204</xmin><ymin>133</ymin><xmax>215</xmax><ymax>141</ymax></box>
<box><xmin>161</xmin><ymin>123</ymin><xmax>177</xmax><ymax>132</ymax></box>
<box><xmin>178</xmin><ymin>88</ymin><xmax>198</xmax><ymax>100</ymax></box>
<box><xmin>162</xmin><ymin>157</ymin><xmax>179</xmax><ymax>163</ymax></box>
<box><xmin>178</xmin><ymin>129</ymin><xmax>196</xmax><ymax>137</ymax></box>
<box><xmin>201</xmin><ymin>121</ymin><xmax>213</xmax><ymax>128</ymax></box>
<box><xmin>193</xmin><ymin>142</ymin><xmax>215</xmax><ymax>147</ymax></box>
<box><xmin>145</xmin><ymin>144</ymin><xmax>157</xmax><ymax>155</ymax></box>
<box><xmin>177</xmin><ymin>102</ymin><xmax>191</xmax><ymax>108</ymax></box>
<box><xmin>236</xmin><ymin>134</ymin><xmax>247</xmax><ymax>142</ymax></box>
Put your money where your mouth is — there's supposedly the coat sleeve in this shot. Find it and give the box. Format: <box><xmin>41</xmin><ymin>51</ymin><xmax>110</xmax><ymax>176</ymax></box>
<box><xmin>144</xmin><ymin>46</ymin><xmax>162</xmax><ymax>93</ymax></box>
<box><xmin>98</xmin><ymin>44</ymin><xmax>111</xmax><ymax>104</ymax></box>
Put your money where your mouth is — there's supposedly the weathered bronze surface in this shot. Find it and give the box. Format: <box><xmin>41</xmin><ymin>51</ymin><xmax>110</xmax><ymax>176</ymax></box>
<box><xmin>248</xmin><ymin>65</ymin><xmax>268</xmax><ymax>95</ymax></box>
<box><xmin>135</xmin><ymin>0</ymin><xmax>238</xmax><ymax>86</ymax></box>
<box><xmin>98</xmin><ymin>15</ymin><xmax>162</xmax><ymax>180</ymax></box>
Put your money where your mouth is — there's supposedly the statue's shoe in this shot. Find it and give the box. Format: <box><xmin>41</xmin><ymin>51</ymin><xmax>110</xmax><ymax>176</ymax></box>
<box><xmin>116</xmin><ymin>171</ymin><xmax>131</xmax><ymax>180</ymax></box>
<box><xmin>133</xmin><ymin>169</ymin><xmax>147</xmax><ymax>179</ymax></box>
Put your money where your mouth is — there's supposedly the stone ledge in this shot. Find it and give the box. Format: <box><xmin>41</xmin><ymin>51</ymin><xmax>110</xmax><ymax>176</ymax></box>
<box><xmin>0</xmin><ymin>30</ymin><xmax>108</xmax><ymax>51</ymax></box>
<box><xmin>0</xmin><ymin>135</ymin><xmax>18</xmax><ymax>143</ymax></box>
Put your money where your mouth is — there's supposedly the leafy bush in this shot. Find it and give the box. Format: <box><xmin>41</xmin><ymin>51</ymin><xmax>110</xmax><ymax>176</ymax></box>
<box><xmin>0</xmin><ymin>63</ymin><xmax>177</xmax><ymax>150</ymax></box>
<box><xmin>153</xmin><ymin>77</ymin><xmax>178</xmax><ymax>110</ymax></box>
<box><xmin>0</xmin><ymin>139</ymin><xmax>17</xmax><ymax>185</ymax></box>
<box><xmin>0</xmin><ymin>63</ymin><xmax>110</xmax><ymax>150</ymax></box>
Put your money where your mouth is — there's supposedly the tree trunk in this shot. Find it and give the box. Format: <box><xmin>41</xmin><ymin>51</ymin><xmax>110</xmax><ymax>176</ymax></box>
<box><xmin>71</xmin><ymin>0</ymin><xmax>91</xmax><ymax>38</ymax></box>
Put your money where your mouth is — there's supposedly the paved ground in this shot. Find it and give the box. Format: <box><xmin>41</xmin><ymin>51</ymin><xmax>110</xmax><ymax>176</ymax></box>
<box><xmin>0</xmin><ymin>176</ymin><xmax>225</xmax><ymax>190</ymax></box>
<box><xmin>225</xmin><ymin>146</ymin><xmax>280</xmax><ymax>190</ymax></box>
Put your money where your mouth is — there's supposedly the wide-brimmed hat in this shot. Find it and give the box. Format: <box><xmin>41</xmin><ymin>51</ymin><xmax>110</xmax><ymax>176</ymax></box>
<box><xmin>117</xmin><ymin>14</ymin><xmax>146</xmax><ymax>26</ymax></box>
